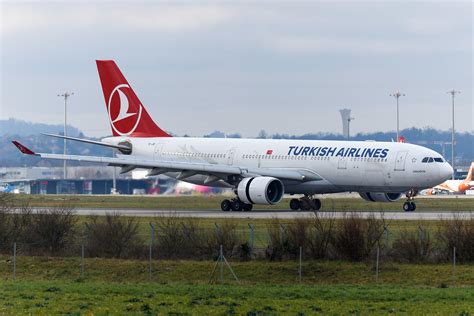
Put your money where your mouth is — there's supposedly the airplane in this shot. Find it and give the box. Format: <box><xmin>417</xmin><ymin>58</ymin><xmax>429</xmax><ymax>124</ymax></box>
<box><xmin>12</xmin><ymin>60</ymin><xmax>453</xmax><ymax>212</ymax></box>
<box><xmin>0</xmin><ymin>183</ymin><xmax>12</xmax><ymax>193</ymax></box>
<box><xmin>426</xmin><ymin>162</ymin><xmax>473</xmax><ymax>195</ymax></box>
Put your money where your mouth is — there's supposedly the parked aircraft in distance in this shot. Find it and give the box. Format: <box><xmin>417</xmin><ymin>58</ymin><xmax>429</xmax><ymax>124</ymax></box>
<box><xmin>426</xmin><ymin>162</ymin><xmax>473</xmax><ymax>195</ymax></box>
<box><xmin>12</xmin><ymin>60</ymin><xmax>453</xmax><ymax>212</ymax></box>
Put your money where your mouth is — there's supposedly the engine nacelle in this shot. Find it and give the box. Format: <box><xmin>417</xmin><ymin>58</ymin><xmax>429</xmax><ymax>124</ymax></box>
<box><xmin>237</xmin><ymin>177</ymin><xmax>284</xmax><ymax>205</ymax></box>
<box><xmin>359</xmin><ymin>192</ymin><xmax>402</xmax><ymax>202</ymax></box>
<box><xmin>117</xmin><ymin>141</ymin><xmax>132</xmax><ymax>155</ymax></box>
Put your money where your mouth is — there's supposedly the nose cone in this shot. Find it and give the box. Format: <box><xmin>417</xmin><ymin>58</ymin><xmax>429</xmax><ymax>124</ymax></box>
<box><xmin>440</xmin><ymin>163</ymin><xmax>454</xmax><ymax>181</ymax></box>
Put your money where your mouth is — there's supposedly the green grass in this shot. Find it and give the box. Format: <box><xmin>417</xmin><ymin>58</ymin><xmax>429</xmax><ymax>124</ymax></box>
<box><xmin>2</xmin><ymin>281</ymin><xmax>473</xmax><ymax>315</ymax></box>
<box><xmin>2</xmin><ymin>256</ymin><xmax>474</xmax><ymax>286</ymax></box>
<box><xmin>1</xmin><ymin>256</ymin><xmax>474</xmax><ymax>314</ymax></box>
<box><xmin>8</xmin><ymin>193</ymin><xmax>474</xmax><ymax>211</ymax></box>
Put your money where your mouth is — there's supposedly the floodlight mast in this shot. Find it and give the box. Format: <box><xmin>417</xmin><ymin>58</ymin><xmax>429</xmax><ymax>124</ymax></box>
<box><xmin>390</xmin><ymin>91</ymin><xmax>405</xmax><ymax>142</ymax></box>
<box><xmin>57</xmin><ymin>92</ymin><xmax>74</xmax><ymax>179</ymax></box>
<box><xmin>447</xmin><ymin>89</ymin><xmax>460</xmax><ymax>179</ymax></box>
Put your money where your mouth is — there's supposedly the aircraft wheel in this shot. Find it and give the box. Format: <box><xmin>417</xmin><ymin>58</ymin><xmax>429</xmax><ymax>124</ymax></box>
<box><xmin>311</xmin><ymin>199</ymin><xmax>322</xmax><ymax>211</ymax></box>
<box><xmin>403</xmin><ymin>201</ymin><xmax>413</xmax><ymax>212</ymax></box>
<box><xmin>231</xmin><ymin>199</ymin><xmax>243</xmax><ymax>212</ymax></box>
<box><xmin>221</xmin><ymin>199</ymin><xmax>231</xmax><ymax>212</ymax></box>
<box><xmin>242</xmin><ymin>203</ymin><xmax>253</xmax><ymax>212</ymax></box>
<box><xmin>410</xmin><ymin>202</ymin><xmax>416</xmax><ymax>211</ymax></box>
<box><xmin>289</xmin><ymin>199</ymin><xmax>300</xmax><ymax>211</ymax></box>
<box><xmin>299</xmin><ymin>198</ymin><xmax>311</xmax><ymax>211</ymax></box>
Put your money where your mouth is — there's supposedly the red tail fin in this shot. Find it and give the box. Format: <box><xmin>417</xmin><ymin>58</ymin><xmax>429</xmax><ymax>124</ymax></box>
<box><xmin>96</xmin><ymin>60</ymin><xmax>171</xmax><ymax>137</ymax></box>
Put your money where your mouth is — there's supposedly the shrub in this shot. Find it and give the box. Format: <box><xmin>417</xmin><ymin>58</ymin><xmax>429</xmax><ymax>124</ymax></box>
<box><xmin>0</xmin><ymin>196</ymin><xmax>33</xmax><ymax>253</ymax></box>
<box><xmin>437</xmin><ymin>213</ymin><xmax>474</xmax><ymax>262</ymax></box>
<box><xmin>203</xmin><ymin>220</ymin><xmax>242</xmax><ymax>259</ymax></box>
<box><xmin>266</xmin><ymin>218</ymin><xmax>288</xmax><ymax>261</ymax></box>
<box><xmin>333</xmin><ymin>212</ymin><xmax>387</xmax><ymax>261</ymax></box>
<box><xmin>391</xmin><ymin>225</ymin><xmax>432</xmax><ymax>262</ymax></box>
<box><xmin>307</xmin><ymin>212</ymin><xmax>336</xmax><ymax>260</ymax></box>
<box><xmin>23</xmin><ymin>206</ymin><xmax>77</xmax><ymax>256</ymax></box>
<box><xmin>85</xmin><ymin>213</ymin><xmax>144</xmax><ymax>259</ymax></box>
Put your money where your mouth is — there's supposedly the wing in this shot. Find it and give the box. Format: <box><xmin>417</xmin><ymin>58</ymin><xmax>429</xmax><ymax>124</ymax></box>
<box><xmin>12</xmin><ymin>141</ymin><xmax>323</xmax><ymax>183</ymax></box>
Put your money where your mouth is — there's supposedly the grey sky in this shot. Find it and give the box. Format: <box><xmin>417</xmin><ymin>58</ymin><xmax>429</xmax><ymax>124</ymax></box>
<box><xmin>1</xmin><ymin>1</ymin><xmax>472</xmax><ymax>137</ymax></box>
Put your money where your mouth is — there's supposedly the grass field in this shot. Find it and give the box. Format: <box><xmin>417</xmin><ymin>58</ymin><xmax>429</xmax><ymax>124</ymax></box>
<box><xmin>1</xmin><ymin>256</ymin><xmax>474</xmax><ymax>314</ymax></box>
<box><xmin>2</xmin><ymin>281</ymin><xmax>473</xmax><ymax>315</ymax></box>
<box><xmin>8</xmin><ymin>193</ymin><xmax>474</xmax><ymax>212</ymax></box>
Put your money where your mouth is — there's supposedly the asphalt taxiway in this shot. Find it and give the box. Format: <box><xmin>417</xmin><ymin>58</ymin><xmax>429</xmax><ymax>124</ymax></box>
<box><xmin>66</xmin><ymin>208</ymin><xmax>472</xmax><ymax>220</ymax></box>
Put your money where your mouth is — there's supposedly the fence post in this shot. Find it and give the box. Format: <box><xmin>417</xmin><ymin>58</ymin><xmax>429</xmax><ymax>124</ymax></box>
<box><xmin>375</xmin><ymin>244</ymin><xmax>380</xmax><ymax>283</ymax></box>
<box><xmin>248</xmin><ymin>224</ymin><xmax>254</xmax><ymax>258</ymax></box>
<box><xmin>13</xmin><ymin>242</ymin><xmax>16</xmax><ymax>281</ymax></box>
<box><xmin>219</xmin><ymin>244</ymin><xmax>224</xmax><ymax>284</ymax></box>
<box><xmin>279</xmin><ymin>224</ymin><xmax>286</xmax><ymax>242</ymax></box>
<box><xmin>299</xmin><ymin>246</ymin><xmax>302</xmax><ymax>284</ymax></box>
<box><xmin>149</xmin><ymin>223</ymin><xmax>156</xmax><ymax>281</ymax></box>
<box><xmin>80</xmin><ymin>244</ymin><xmax>84</xmax><ymax>278</ymax></box>
<box><xmin>452</xmin><ymin>246</ymin><xmax>456</xmax><ymax>286</ymax></box>
<box><xmin>215</xmin><ymin>223</ymin><xmax>220</xmax><ymax>238</ymax></box>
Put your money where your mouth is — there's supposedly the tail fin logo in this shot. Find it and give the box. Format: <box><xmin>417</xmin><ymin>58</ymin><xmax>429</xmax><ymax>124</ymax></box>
<box><xmin>108</xmin><ymin>84</ymin><xmax>143</xmax><ymax>136</ymax></box>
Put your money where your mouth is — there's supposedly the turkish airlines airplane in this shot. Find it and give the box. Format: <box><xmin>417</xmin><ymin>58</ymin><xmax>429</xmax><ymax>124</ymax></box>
<box><xmin>426</xmin><ymin>162</ymin><xmax>473</xmax><ymax>195</ymax></box>
<box><xmin>12</xmin><ymin>60</ymin><xmax>453</xmax><ymax>212</ymax></box>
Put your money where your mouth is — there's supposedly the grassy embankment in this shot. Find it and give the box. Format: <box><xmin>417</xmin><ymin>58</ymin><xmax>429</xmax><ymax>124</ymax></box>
<box><xmin>1</xmin><ymin>256</ymin><xmax>474</xmax><ymax>314</ymax></box>
<box><xmin>9</xmin><ymin>193</ymin><xmax>474</xmax><ymax>211</ymax></box>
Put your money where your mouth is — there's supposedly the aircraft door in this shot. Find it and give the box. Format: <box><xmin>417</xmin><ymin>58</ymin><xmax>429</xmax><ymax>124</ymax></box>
<box><xmin>337</xmin><ymin>158</ymin><xmax>347</xmax><ymax>170</ymax></box>
<box><xmin>394</xmin><ymin>151</ymin><xmax>408</xmax><ymax>171</ymax></box>
<box><xmin>154</xmin><ymin>144</ymin><xmax>164</xmax><ymax>160</ymax></box>
<box><xmin>227</xmin><ymin>148</ymin><xmax>236</xmax><ymax>166</ymax></box>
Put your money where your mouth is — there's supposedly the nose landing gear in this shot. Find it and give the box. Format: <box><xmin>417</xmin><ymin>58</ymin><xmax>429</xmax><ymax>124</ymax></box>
<box><xmin>403</xmin><ymin>189</ymin><xmax>417</xmax><ymax>212</ymax></box>
<box><xmin>289</xmin><ymin>195</ymin><xmax>321</xmax><ymax>211</ymax></box>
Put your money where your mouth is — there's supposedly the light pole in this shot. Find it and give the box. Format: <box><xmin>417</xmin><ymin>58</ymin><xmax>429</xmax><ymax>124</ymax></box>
<box><xmin>57</xmin><ymin>92</ymin><xmax>74</xmax><ymax>179</ymax></box>
<box><xmin>447</xmin><ymin>89</ymin><xmax>460</xmax><ymax>179</ymax></box>
<box><xmin>390</xmin><ymin>91</ymin><xmax>405</xmax><ymax>142</ymax></box>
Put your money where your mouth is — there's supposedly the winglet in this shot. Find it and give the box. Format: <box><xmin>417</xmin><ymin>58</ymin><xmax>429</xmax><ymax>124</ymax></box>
<box><xmin>12</xmin><ymin>141</ymin><xmax>36</xmax><ymax>155</ymax></box>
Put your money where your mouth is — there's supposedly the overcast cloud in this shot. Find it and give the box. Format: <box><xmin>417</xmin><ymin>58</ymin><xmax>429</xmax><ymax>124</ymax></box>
<box><xmin>1</xmin><ymin>1</ymin><xmax>472</xmax><ymax>137</ymax></box>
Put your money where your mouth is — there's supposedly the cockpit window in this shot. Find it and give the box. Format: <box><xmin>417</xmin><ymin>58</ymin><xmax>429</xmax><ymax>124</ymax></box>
<box><xmin>422</xmin><ymin>157</ymin><xmax>444</xmax><ymax>163</ymax></box>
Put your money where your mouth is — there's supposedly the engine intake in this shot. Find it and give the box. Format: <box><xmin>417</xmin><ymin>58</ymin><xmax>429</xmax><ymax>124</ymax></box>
<box><xmin>237</xmin><ymin>177</ymin><xmax>284</xmax><ymax>205</ymax></box>
<box><xmin>359</xmin><ymin>192</ymin><xmax>402</xmax><ymax>202</ymax></box>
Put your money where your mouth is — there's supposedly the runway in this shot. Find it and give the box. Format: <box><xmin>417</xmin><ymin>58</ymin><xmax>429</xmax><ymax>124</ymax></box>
<box><xmin>65</xmin><ymin>208</ymin><xmax>472</xmax><ymax>220</ymax></box>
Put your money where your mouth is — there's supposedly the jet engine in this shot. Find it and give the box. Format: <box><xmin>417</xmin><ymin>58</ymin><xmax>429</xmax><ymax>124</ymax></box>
<box><xmin>359</xmin><ymin>192</ymin><xmax>402</xmax><ymax>202</ymax></box>
<box><xmin>237</xmin><ymin>177</ymin><xmax>284</xmax><ymax>205</ymax></box>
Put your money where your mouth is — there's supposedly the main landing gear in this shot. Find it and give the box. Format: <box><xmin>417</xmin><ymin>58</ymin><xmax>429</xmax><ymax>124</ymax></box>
<box><xmin>289</xmin><ymin>195</ymin><xmax>321</xmax><ymax>211</ymax></box>
<box><xmin>403</xmin><ymin>189</ymin><xmax>417</xmax><ymax>212</ymax></box>
<box><xmin>221</xmin><ymin>198</ymin><xmax>253</xmax><ymax>212</ymax></box>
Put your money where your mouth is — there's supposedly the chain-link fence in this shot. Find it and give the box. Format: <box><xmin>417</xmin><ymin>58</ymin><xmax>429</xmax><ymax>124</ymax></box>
<box><xmin>1</xmin><ymin>209</ymin><xmax>473</xmax><ymax>284</ymax></box>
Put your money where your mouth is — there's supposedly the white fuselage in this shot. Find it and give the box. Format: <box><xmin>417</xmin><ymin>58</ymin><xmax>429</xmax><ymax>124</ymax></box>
<box><xmin>104</xmin><ymin>137</ymin><xmax>453</xmax><ymax>195</ymax></box>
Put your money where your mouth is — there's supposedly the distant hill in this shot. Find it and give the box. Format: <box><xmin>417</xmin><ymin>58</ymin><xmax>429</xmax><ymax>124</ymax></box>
<box><xmin>0</xmin><ymin>119</ymin><xmax>472</xmax><ymax>167</ymax></box>
<box><xmin>0</xmin><ymin>119</ymin><xmax>110</xmax><ymax>167</ymax></box>
<box><xmin>0</xmin><ymin>118</ymin><xmax>82</xmax><ymax>138</ymax></box>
